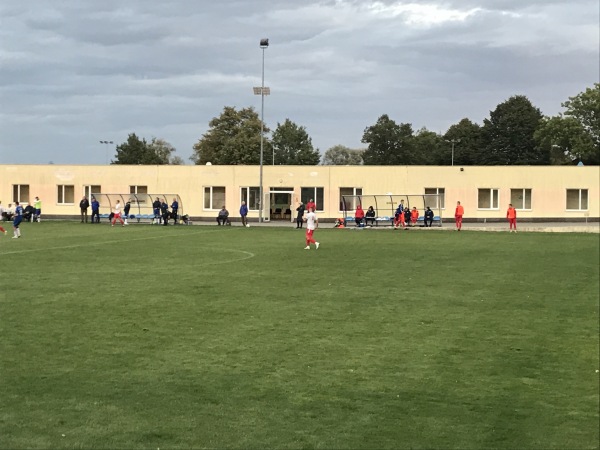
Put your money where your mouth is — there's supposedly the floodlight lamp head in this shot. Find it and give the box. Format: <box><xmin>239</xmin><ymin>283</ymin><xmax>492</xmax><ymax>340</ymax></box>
<box><xmin>260</xmin><ymin>38</ymin><xmax>269</xmax><ymax>48</ymax></box>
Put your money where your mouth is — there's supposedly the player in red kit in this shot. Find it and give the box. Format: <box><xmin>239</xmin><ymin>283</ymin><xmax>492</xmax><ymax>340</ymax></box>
<box><xmin>507</xmin><ymin>203</ymin><xmax>517</xmax><ymax>232</ymax></box>
<box><xmin>455</xmin><ymin>201</ymin><xmax>464</xmax><ymax>231</ymax></box>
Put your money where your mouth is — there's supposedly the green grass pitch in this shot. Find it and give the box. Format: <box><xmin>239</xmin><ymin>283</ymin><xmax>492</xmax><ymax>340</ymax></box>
<box><xmin>1</xmin><ymin>222</ymin><xmax>598</xmax><ymax>449</ymax></box>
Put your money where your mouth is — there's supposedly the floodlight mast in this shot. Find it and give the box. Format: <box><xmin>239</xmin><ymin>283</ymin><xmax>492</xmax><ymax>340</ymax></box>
<box><xmin>254</xmin><ymin>38</ymin><xmax>269</xmax><ymax>222</ymax></box>
<box><xmin>446</xmin><ymin>138</ymin><xmax>461</xmax><ymax>166</ymax></box>
<box><xmin>99</xmin><ymin>140</ymin><xmax>114</xmax><ymax>165</ymax></box>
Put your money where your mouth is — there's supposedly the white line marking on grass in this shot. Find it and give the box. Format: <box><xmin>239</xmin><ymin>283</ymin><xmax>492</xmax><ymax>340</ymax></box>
<box><xmin>0</xmin><ymin>229</ymin><xmax>224</xmax><ymax>256</ymax></box>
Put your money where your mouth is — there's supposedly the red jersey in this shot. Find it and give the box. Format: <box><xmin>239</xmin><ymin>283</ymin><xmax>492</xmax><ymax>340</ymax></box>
<box><xmin>507</xmin><ymin>207</ymin><xmax>517</xmax><ymax>219</ymax></box>
<box><xmin>455</xmin><ymin>205</ymin><xmax>464</xmax><ymax>217</ymax></box>
<box><xmin>305</xmin><ymin>201</ymin><xmax>316</xmax><ymax>212</ymax></box>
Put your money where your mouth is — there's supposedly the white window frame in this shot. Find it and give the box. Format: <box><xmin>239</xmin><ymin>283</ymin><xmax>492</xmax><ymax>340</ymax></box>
<box><xmin>240</xmin><ymin>187</ymin><xmax>260</xmax><ymax>211</ymax></box>
<box><xmin>84</xmin><ymin>185</ymin><xmax>102</xmax><ymax>200</ymax></box>
<box><xmin>424</xmin><ymin>187</ymin><xmax>445</xmax><ymax>210</ymax></box>
<box><xmin>301</xmin><ymin>187</ymin><xmax>324</xmax><ymax>212</ymax></box>
<box><xmin>510</xmin><ymin>188</ymin><xmax>532</xmax><ymax>211</ymax></box>
<box><xmin>130</xmin><ymin>185</ymin><xmax>148</xmax><ymax>195</ymax></box>
<box><xmin>566</xmin><ymin>189</ymin><xmax>589</xmax><ymax>211</ymax></box>
<box><xmin>478</xmin><ymin>188</ymin><xmax>499</xmax><ymax>210</ymax></box>
<box><xmin>13</xmin><ymin>184</ymin><xmax>30</xmax><ymax>204</ymax></box>
<box><xmin>339</xmin><ymin>187</ymin><xmax>363</xmax><ymax>212</ymax></box>
<box><xmin>57</xmin><ymin>185</ymin><xmax>75</xmax><ymax>205</ymax></box>
<box><xmin>204</xmin><ymin>186</ymin><xmax>226</xmax><ymax>210</ymax></box>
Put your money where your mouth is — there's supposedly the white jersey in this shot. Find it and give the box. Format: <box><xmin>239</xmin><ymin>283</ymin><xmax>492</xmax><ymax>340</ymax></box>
<box><xmin>113</xmin><ymin>203</ymin><xmax>122</xmax><ymax>215</ymax></box>
<box><xmin>306</xmin><ymin>211</ymin><xmax>318</xmax><ymax>230</ymax></box>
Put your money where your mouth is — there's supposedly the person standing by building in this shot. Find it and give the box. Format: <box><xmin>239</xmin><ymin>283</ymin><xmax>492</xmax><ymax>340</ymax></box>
<box><xmin>160</xmin><ymin>199</ymin><xmax>170</xmax><ymax>226</ymax></box>
<box><xmin>152</xmin><ymin>197</ymin><xmax>162</xmax><ymax>224</ymax></box>
<box><xmin>111</xmin><ymin>200</ymin><xmax>125</xmax><ymax>227</ymax></box>
<box><xmin>34</xmin><ymin>196</ymin><xmax>42</xmax><ymax>222</ymax></box>
<box><xmin>79</xmin><ymin>196</ymin><xmax>90</xmax><ymax>223</ymax></box>
<box><xmin>171</xmin><ymin>198</ymin><xmax>179</xmax><ymax>225</ymax></box>
<box><xmin>12</xmin><ymin>201</ymin><xmax>24</xmax><ymax>238</ymax></box>
<box><xmin>303</xmin><ymin>206</ymin><xmax>320</xmax><ymax>250</ymax></box>
<box><xmin>239</xmin><ymin>201</ymin><xmax>248</xmax><ymax>227</ymax></box>
<box><xmin>455</xmin><ymin>201</ymin><xmax>464</xmax><ymax>231</ymax></box>
<box><xmin>91</xmin><ymin>197</ymin><xmax>100</xmax><ymax>223</ymax></box>
<box><xmin>507</xmin><ymin>203</ymin><xmax>517</xmax><ymax>232</ymax></box>
<box><xmin>296</xmin><ymin>201</ymin><xmax>305</xmax><ymax>229</ymax></box>
<box><xmin>305</xmin><ymin>198</ymin><xmax>316</xmax><ymax>213</ymax></box>
<box><xmin>123</xmin><ymin>198</ymin><xmax>132</xmax><ymax>225</ymax></box>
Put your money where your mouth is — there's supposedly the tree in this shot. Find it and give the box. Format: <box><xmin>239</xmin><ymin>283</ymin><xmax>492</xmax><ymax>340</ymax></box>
<box><xmin>480</xmin><ymin>96</ymin><xmax>547</xmax><ymax>165</ymax></box>
<box><xmin>190</xmin><ymin>106</ymin><xmax>269</xmax><ymax>165</ymax></box>
<box><xmin>444</xmin><ymin>119</ymin><xmax>483</xmax><ymax>165</ymax></box>
<box><xmin>322</xmin><ymin>145</ymin><xmax>364</xmax><ymax>165</ymax></box>
<box><xmin>147</xmin><ymin>138</ymin><xmax>177</xmax><ymax>164</ymax></box>
<box><xmin>113</xmin><ymin>134</ymin><xmax>180</xmax><ymax>165</ymax></box>
<box><xmin>271</xmin><ymin>119</ymin><xmax>321</xmax><ymax>165</ymax></box>
<box><xmin>534</xmin><ymin>115</ymin><xmax>597</xmax><ymax>165</ymax></box>
<box><xmin>361</xmin><ymin>115</ymin><xmax>415</xmax><ymax>165</ymax></box>
<box><xmin>412</xmin><ymin>128</ymin><xmax>444</xmax><ymax>165</ymax></box>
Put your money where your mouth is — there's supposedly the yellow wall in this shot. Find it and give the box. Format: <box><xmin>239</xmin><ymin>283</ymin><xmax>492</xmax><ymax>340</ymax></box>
<box><xmin>1</xmin><ymin>164</ymin><xmax>598</xmax><ymax>220</ymax></box>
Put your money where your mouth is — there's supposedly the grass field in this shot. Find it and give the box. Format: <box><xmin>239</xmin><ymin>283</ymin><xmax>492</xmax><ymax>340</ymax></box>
<box><xmin>0</xmin><ymin>222</ymin><xmax>598</xmax><ymax>449</ymax></box>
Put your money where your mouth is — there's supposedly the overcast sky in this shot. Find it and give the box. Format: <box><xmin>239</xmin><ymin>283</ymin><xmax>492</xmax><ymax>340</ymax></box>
<box><xmin>1</xmin><ymin>0</ymin><xmax>598</xmax><ymax>165</ymax></box>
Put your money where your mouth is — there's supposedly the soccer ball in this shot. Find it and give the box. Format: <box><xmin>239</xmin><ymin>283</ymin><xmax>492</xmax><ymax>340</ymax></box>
<box><xmin>246</xmin><ymin>224</ymin><xmax>250</xmax><ymax>228</ymax></box>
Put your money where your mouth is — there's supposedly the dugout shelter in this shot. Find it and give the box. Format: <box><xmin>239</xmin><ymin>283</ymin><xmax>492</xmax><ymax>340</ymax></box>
<box><xmin>91</xmin><ymin>193</ymin><xmax>183</xmax><ymax>223</ymax></box>
<box><xmin>342</xmin><ymin>194</ymin><xmax>443</xmax><ymax>226</ymax></box>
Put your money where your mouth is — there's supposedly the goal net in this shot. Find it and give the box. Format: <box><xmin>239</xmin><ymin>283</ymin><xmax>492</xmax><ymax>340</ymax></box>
<box><xmin>341</xmin><ymin>194</ymin><xmax>443</xmax><ymax>226</ymax></box>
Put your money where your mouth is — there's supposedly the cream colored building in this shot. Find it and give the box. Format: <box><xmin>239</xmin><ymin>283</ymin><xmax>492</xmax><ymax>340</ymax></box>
<box><xmin>0</xmin><ymin>164</ymin><xmax>598</xmax><ymax>222</ymax></box>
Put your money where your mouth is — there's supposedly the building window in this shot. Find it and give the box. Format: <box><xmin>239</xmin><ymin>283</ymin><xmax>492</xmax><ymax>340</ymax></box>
<box><xmin>510</xmin><ymin>188</ymin><xmax>532</xmax><ymax>210</ymax></box>
<box><xmin>478</xmin><ymin>188</ymin><xmax>499</xmax><ymax>209</ymax></box>
<box><xmin>566</xmin><ymin>189</ymin><xmax>588</xmax><ymax>211</ymax></box>
<box><xmin>130</xmin><ymin>185</ymin><xmax>148</xmax><ymax>195</ymax></box>
<box><xmin>57</xmin><ymin>185</ymin><xmax>75</xmax><ymax>204</ymax></box>
<box><xmin>339</xmin><ymin>187</ymin><xmax>363</xmax><ymax>211</ymax></box>
<box><xmin>301</xmin><ymin>187</ymin><xmax>324</xmax><ymax>211</ymax></box>
<box><xmin>204</xmin><ymin>186</ymin><xmax>225</xmax><ymax>210</ymax></box>
<box><xmin>84</xmin><ymin>185</ymin><xmax>101</xmax><ymax>200</ymax></box>
<box><xmin>424</xmin><ymin>187</ymin><xmax>445</xmax><ymax>209</ymax></box>
<box><xmin>13</xmin><ymin>184</ymin><xmax>30</xmax><ymax>204</ymax></box>
<box><xmin>241</xmin><ymin>187</ymin><xmax>260</xmax><ymax>211</ymax></box>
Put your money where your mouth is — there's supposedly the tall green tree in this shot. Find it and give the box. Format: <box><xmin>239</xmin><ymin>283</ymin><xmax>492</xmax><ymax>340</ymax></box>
<box><xmin>191</xmin><ymin>106</ymin><xmax>269</xmax><ymax>165</ymax></box>
<box><xmin>534</xmin><ymin>116</ymin><xmax>597</xmax><ymax>165</ymax></box>
<box><xmin>113</xmin><ymin>133</ymin><xmax>175</xmax><ymax>165</ymax></box>
<box><xmin>322</xmin><ymin>145</ymin><xmax>364</xmax><ymax>165</ymax></box>
<box><xmin>444</xmin><ymin>118</ymin><xmax>483</xmax><ymax>165</ymax></box>
<box><xmin>480</xmin><ymin>96</ymin><xmax>547</xmax><ymax>165</ymax></box>
<box><xmin>361</xmin><ymin>115</ymin><xmax>415</xmax><ymax>165</ymax></box>
<box><xmin>412</xmin><ymin>128</ymin><xmax>444</xmax><ymax>165</ymax></box>
<box><xmin>271</xmin><ymin>119</ymin><xmax>321</xmax><ymax>165</ymax></box>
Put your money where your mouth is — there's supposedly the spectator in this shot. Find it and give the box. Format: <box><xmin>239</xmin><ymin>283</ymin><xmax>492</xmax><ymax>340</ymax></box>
<box><xmin>403</xmin><ymin>208</ymin><xmax>411</xmax><ymax>228</ymax></box>
<box><xmin>240</xmin><ymin>201</ymin><xmax>248</xmax><ymax>227</ymax></box>
<box><xmin>365</xmin><ymin>206</ymin><xmax>376</xmax><ymax>226</ymax></box>
<box><xmin>34</xmin><ymin>196</ymin><xmax>42</xmax><ymax>222</ymax></box>
<box><xmin>123</xmin><ymin>199</ymin><xmax>132</xmax><ymax>225</ymax></box>
<box><xmin>424</xmin><ymin>206</ymin><xmax>434</xmax><ymax>227</ymax></box>
<box><xmin>410</xmin><ymin>207</ymin><xmax>419</xmax><ymax>226</ymax></box>
<box><xmin>354</xmin><ymin>205</ymin><xmax>365</xmax><ymax>226</ymax></box>
<box><xmin>455</xmin><ymin>201</ymin><xmax>464</xmax><ymax>231</ymax></box>
<box><xmin>171</xmin><ymin>198</ymin><xmax>179</xmax><ymax>225</ymax></box>
<box><xmin>79</xmin><ymin>196</ymin><xmax>90</xmax><ymax>223</ymax></box>
<box><xmin>296</xmin><ymin>202</ymin><xmax>305</xmax><ymax>229</ymax></box>
<box><xmin>23</xmin><ymin>203</ymin><xmax>35</xmax><ymax>222</ymax></box>
<box><xmin>160</xmin><ymin>199</ymin><xmax>169</xmax><ymax>226</ymax></box>
<box><xmin>217</xmin><ymin>206</ymin><xmax>230</xmax><ymax>225</ymax></box>
<box><xmin>305</xmin><ymin>198</ymin><xmax>316</xmax><ymax>213</ymax></box>
<box><xmin>152</xmin><ymin>197</ymin><xmax>162</xmax><ymax>224</ymax></box>
<box><xmin>91</xmin><ymin>197</ymin><xmax>100</xmax><ymax>223</ymax></box>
